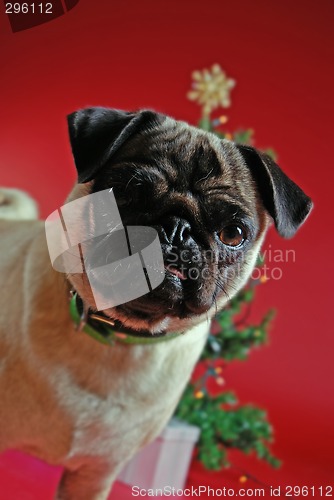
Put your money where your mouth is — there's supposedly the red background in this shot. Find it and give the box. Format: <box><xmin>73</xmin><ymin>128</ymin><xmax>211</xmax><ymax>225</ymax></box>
<box><xmin>0</xmin><ymin>0</ymin><xmax>333</xmax><ymax>497</ymax></box>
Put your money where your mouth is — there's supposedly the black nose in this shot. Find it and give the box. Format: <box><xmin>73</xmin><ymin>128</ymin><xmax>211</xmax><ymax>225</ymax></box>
<box><xmin>162</xmin><ymin>216</ymin><xmax>191</xmax><ymax>245</ymax></box>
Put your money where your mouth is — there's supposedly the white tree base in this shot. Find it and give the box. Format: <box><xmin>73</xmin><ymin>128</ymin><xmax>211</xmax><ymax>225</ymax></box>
<box><xmin>118</xmin><ymin>419</ymin><xmax>200</xmax><ymax>492</ymax></box>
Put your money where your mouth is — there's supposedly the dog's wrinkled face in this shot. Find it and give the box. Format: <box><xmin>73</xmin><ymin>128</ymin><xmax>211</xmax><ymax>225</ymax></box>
<box><xmin>66</xmin><ymin>108</ymin><xmax>312</xmax><ymax>333</ymax></box>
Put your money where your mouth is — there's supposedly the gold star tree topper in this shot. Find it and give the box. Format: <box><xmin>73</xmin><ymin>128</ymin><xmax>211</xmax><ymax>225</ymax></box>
<box><xmin>187</xmin><ymin>64</ymin><xmax>236</xmax><ymax>119</ymax></box>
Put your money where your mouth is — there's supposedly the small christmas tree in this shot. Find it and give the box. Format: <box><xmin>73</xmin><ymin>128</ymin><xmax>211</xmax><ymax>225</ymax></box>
<box><xmin>174</xmin><ymin>65</ymin><xmax>280</xmax><ymax>470</ymax></box>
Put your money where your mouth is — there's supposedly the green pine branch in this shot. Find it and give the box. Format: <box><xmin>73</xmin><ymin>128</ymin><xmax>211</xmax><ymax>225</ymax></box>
<box><xmin>175</xmin><ymin>386</ymin><xmax>280</xmax><ymax>470</ymax></box>
<box><xmin>174</xmin><ymin>262</ymin><xmax>280</xmax><ymax>470</ymax></box>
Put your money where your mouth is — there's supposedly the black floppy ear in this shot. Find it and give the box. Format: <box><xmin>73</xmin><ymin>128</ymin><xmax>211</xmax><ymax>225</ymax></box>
<box><xmin>236</xmin><ymin>144</ymin><xmax>313</xmax><ymax>238</ymax></box>
<box><xmin>67</xmin><ymin>107</ymin><xmax>160</xmax><ymax>183</ymax></box>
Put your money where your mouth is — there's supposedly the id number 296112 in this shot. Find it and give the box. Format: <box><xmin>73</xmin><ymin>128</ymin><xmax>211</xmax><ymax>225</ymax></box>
<box><xmin>5</xmin><ymin>3</ymin><xmax>53</xmax><ymax>14</ymax></box>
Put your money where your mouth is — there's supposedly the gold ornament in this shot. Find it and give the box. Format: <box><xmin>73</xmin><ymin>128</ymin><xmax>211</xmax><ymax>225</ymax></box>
<box><xmin>187</xmin><ymin>64</ymin><xmax>236</xmax><ymax>118</ymax></box>
<box><xmin>195</xmin><ymin>390</ymin><xmax>205</xmax><ymax>399</ymax></box>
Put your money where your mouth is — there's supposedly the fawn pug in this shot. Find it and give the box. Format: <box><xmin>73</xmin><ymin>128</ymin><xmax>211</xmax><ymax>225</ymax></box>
<box><xmin>0</xmin><ymin>108</ymin><xmax>312</xmax><ymax>499</ymax></box>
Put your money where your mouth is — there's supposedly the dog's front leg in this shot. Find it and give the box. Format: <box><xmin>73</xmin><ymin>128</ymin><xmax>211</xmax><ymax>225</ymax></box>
<box><xmin>56</xmin><ymin>460</ymin><xmax>119</xmax><ymax>500</ymax></box>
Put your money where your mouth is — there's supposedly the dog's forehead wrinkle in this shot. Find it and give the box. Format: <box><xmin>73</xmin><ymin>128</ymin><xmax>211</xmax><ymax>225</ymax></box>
<box><xmin>218</xmin><ymin>201</ymin><xmax>249</xmax><ymax>217</ymax></box>
<box><xmin>142</xmin><ymin>118</ymin><xmax>213</xmax><ymax>162</ymax></box>
<box><xmin>219</xmin><ymin>191</ymin><xmax>256</xmax><ymax>215</ymax></box>
<box><xmin>104</xmin><ymin>119</ymin><xmax>240</xmax><ymax>194</ymax></box>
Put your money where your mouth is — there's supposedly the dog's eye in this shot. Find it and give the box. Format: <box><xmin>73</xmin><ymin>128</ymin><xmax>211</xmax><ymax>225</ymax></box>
<box><xmin>219</xmin><ymin>225</ymin><xmax>245</xmax><ymax>247</ymax></box>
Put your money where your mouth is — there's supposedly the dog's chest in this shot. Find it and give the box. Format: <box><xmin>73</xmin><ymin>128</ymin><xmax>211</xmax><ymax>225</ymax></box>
<box><xmin>53</xmin><ymin>324</ymin><xmax>209</xmax><ymax>464</ymax></box>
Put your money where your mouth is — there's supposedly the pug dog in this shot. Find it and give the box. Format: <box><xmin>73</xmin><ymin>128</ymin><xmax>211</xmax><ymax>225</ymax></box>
<box><xmin>0</xmin><ymin>108</ymin><xmax>312</xmax><ymax>500</ymax></box>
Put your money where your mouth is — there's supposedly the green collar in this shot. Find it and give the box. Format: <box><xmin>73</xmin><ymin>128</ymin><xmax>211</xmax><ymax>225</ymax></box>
<box><xmin>69</xmin><ymin>293</ymin><xmax>181</xmax><ymax>346</ymax></box>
